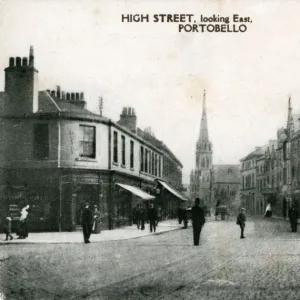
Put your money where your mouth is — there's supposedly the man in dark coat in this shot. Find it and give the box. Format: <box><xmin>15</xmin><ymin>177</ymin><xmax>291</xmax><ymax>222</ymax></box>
<box><xmin>148</xmin><ymin>204</ymin><xmax>158</xmax><ymax>233</ymax></box>
<box><xmin>191</xmin><ymin>198</ymin><xmax>205</xmax><ymax>246</ymax></box>
<box><xmin>81</xmin><ymin>203</ymin><xmax>93</xmax><ymax>243</ymax></box>
<box><xmin>288</xmin><ymin>204</ymin><xmax>298</xmax><ymax>232</ymax></box>
<box><xmin>236</xmin><ymin>208</ymin><xmax>246</xmax><ymax>239</ymax></box>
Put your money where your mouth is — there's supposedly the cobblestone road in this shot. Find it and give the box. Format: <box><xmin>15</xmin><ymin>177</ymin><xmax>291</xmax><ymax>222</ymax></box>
<box><xmin>1</xmin><ymin>217</ymin><xmax>300</xmax><ymax>300</ymax></box>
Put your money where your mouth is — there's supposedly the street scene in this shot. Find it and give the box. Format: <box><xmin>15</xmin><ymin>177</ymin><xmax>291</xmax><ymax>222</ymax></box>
<box><xmin>2</xmin><ymin>0</ymin><xmax>300</xmax><ymax>299</ymax></box>
<box><xmin>1</xmin><ymin>217</ymin><xmax>300</xmax><ymax>300</ymax></box>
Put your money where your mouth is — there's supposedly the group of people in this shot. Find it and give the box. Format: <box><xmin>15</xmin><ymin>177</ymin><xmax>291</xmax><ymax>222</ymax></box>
<box><xmin>2</xmin><ymin>204</ymin><xmax>30</xmax><ymax>241</ymax></box>
<box><xmin>133</xmin><ymin>203</ymin><xmax>162</xmax><ymax>233</ymax></box>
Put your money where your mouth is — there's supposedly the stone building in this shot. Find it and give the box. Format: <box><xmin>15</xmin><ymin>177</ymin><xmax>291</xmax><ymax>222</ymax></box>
<box><xmin>0</xmin><ymin>47</ymin><xmax>187</xmax><ymax>232</ymax></box>
<box><xmin>190</xmin><ymin>91</ymin><xmax>241</xmax><ymax>213</ymax></box>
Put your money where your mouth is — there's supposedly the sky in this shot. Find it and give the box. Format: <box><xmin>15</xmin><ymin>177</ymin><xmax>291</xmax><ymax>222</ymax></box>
<box><xmin>1</xmin><ymin>0</ymin><xmax>300</xmax><ymax>183</ymax></box>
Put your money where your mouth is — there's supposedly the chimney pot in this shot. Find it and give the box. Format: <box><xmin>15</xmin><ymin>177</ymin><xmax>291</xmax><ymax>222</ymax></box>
<box><xmin>75</xmin><ymin>93</ymin><xmax>80</xmax><ymax>100</ymax></box>
<box><xmin>46</xmin><ymin>89</ymin><xmax>51</xmax><ymax>94</ymax></box>
<box><xmin>80</xmin><ymin>92</ymin><xmax>84</xmax><ymax>100</ymax></box>
<box><xmin>51</xmin><ymin>90</ymin><xmax>56</xmax><ymax>97</ymax></box>
<box><xmin>61</xmin><ymin>92</ymin><xmax>65</xmax><ymax>100</ymax></box>
<box><xmin>66</xmin><ymin>93</ymin><xmax>70</xmax><ymax>100</ymax></box>
<box><xmin>22</xmin><ymin>57</ymin><xmax>28</xmax><ymax>67</ymax></box>
<box><xmin>56</xmin><ymin>86</ymin><xmax>61</xmax><ymax>98</ymax></box>
<box><xmin>9</xmin><ymin>57</ymin><xmax>14</xmax><ymax>67</ymax></box>
<box><xmin>71</xmin><ymin>93</ymin><xmax>75</xmax><ymax>101</ymax></box>
<box><xmin>29</xmin><ymin>46</ymin><xmax>34</xmax><ymax>67</ymax></box>
<box><xmin>16</xmin><ymin>57</ymin><xmax>21</xmax><ymax>67</ymax></box>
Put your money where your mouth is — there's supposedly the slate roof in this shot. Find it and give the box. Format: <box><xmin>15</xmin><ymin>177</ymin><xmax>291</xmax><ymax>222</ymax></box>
<box><xmin>213</xmin><ymin>164</ymin><xmax>241</xmax><ymax>183</ymax></box>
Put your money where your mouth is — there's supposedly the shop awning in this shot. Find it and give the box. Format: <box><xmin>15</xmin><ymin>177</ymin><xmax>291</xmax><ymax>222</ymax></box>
<box><xmin>116</xmin><ymin>183</ymin><xmax>155</xmax><ymax>200</ymax></box>
<box><xmin>158</xmin><ymin>180</ymin><xmax>188</xmax><ymax>201</ymax></box>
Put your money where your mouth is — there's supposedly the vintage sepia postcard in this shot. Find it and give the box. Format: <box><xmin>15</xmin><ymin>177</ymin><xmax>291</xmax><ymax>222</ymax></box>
<box><xmin>0</xmin><ymin>0</ymin><xmax>300</xmax><ymax>299</ymax></box>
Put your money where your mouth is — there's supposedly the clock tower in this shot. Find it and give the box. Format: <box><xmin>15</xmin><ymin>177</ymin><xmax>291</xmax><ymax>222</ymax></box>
<box><xmin>195</xmin><ymin>90</ymin><xmax>213</xmax><ymax>206</ymax></box>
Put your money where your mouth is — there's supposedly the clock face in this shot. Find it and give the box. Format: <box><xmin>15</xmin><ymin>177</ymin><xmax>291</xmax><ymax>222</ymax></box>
<box><xmin>280</xmin><ymin>133</ymin><xmax>287</xmax><ymax>141</ymax></box>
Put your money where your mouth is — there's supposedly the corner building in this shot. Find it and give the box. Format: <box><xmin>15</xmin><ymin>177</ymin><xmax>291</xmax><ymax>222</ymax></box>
<box><xmin>0</xmin><ymin>48</ymin><xmax>187</xmax><ymax>232</ymax></box>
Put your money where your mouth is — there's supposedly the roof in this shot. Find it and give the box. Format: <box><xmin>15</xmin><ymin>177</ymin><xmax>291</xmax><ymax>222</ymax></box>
<box><xmin>240</xmin><ymin>146</ymin><xmax>265</xmax><ymax>162</ymax></box>
<box><xmin>213</xmin><ymin>165</ymin><xmax>241</xmax><ymax>183</ymax></box>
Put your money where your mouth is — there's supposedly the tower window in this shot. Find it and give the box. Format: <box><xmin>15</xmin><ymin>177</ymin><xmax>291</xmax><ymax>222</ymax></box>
<box><xmin>79</xmin><ymin>125</ymin><xmax>96</xmax><ymax>158</ymax></box>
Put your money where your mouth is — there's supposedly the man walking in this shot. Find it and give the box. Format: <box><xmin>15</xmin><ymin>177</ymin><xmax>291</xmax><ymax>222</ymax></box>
<box><xmin>191</xmin><ymin>198</ymin><xmax>205</xmax><ymax>246</ymax></box>
<box><xmin>288</xmin><ymin>204</ymin><xmax>298</xmax><ymax>232</ymax></box>
<box><xmin>236</xmin><ymin>208</ymin><xmax>246</xmax><ymax>239</ymax></box>
<box><xmin>81</xmin><ymin>203</ymin><xmax>93</xmax><ymax>244</ymax></box>
<box><xmin>148</xmin><ymin>204</ymin><xmax>158</xmax><ymax>233</ymax></box>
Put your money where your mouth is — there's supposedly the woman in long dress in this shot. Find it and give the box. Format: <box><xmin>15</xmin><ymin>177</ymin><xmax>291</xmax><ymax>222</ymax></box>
<box><xmin>264</xmin><ymin>202</ymin><xmax>272</xmax><ymax>217</ymax></box>
<box><xmin>92</xmin><ymin>205</ymin><xmax>101</xmax><ymax>233</ymax></box>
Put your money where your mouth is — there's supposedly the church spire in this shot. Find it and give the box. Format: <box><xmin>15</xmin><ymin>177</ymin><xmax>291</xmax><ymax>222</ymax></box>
<box><xmin>199</xmin><ymin>89</ymin><xmax>209</xmax><ymax>142</ymax></box>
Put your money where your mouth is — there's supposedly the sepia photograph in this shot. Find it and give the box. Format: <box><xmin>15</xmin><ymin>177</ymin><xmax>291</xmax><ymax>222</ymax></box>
<box><xmin>1</xmin><ymin>0</ymin><xmax>300</xmax><ymax>299</ymax></box>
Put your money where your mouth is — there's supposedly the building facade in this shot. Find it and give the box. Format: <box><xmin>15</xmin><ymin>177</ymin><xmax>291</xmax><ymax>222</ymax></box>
<box><xmin>190</xmin><ymin>91</ymin><xmax>241</xmax><ymax>212</ymax></box>
<box><xmin>0</xmin><ymin>47</ymin><xmax>187</xmax><ymax>232</ymax></box>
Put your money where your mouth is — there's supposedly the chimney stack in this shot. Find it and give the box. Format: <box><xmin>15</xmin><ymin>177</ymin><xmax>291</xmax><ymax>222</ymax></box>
<box><xmin>118</xmin><ymin>106</ymin><xmax>137</xmax><ymax>133</ymax></box>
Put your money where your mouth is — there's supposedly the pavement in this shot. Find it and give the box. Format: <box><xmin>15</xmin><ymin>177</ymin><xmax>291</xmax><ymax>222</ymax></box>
<box><xmin>0</xmin><ymin>219</ymin><xmax>183</xmax><ymax>245</ymax></box>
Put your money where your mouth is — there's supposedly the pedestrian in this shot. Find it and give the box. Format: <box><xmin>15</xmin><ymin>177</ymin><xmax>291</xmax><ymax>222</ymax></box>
<box><xmin>156</xmin><ymin>206</ymin><xmax>162</xmax><ymax>227</ymax></box>
<box><xmin>139</xmin><ymin>204</ymin><xmax>146</xmax><ymax>230</ymax></box>
<box><xmin>288</xmin><ymin>203</ymin><xmax>298</xmax><ymax>232</ymax></box>
<box><xmin>236</xmin><ymin>208</ymin><xmax>246</xmax><ymax>239</ymax></box>
<box><xmin>191</xmin><ymin>198</ymin><xmax>205</xmax><ymax>246</ymax></box>
<box><xmin>135</xmin><ymin>204</ymin><xmax>141</xmax><ymax>229</ymax></box>
<box><xmin>3</xmin><ymin>216</ymin><xmax>13</xmax><ymax>241</ymax></box>
<box><xmin>264</xmin><ymin>202</ymin><xmax>272</xmax><ymax>218</ymax></box>
<box><xmin>81</xmin><ymin>203</ymin><xmax>93</xmax><ymax>243</ymax></box>
<box><xmin>148</xmin><ymin>203</ymin><xmax>158</xmax><ymax>233</ymax></box>
<box><xmin>17</xmin><ymin>205</ymin><xmax>29</xmax><ymax>239</ymax></box>
<box><xmin>92</xmin><ymin>205</ymin><xmax>101</xmax><ymax>234</ymax></box>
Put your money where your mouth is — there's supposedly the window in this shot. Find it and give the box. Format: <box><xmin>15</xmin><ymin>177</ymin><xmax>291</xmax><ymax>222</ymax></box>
<box><xmin>130</xmin><ymin>141</ymin><xmax>134</xmax><ymax>169</ymax></box>
<box><xmin>158</xmin><ymin>156</ymin><xmax>161</xmax><ymax>177</ymax></box>
<box><xmin>79</xmin><ymin>125</ymin><xmax>96</xmax><ymax>158</ymax></box>
<box><xmin>152</xmin><ymin>152</ymin><xmax>155</xmax><ymax>175</ymax></box>
<box><xmin>145</xmin><ymin>149</ymin><xmax>148</xmax><ymax>173</ymax></box>
<box><xmin>33</xmin><ymin>123</ymin><xmax>49</xmax><ymax>159</ymax></box>
<box><xmin>121</xmin><ymin>135</ymin><xmax>125</xmax><ymax>165</ymax></box>
<box><xmin>140</xmin><ymin>146</ymin><xmax>144</xmax><ymax>171</ymax></box>
<box><xmin>113</xmin><ymin>131</ymin><xmax>118</xmax><ymax>163</ymax></box>
<box><xmin>155</xmin><ymin>154</ymin><xmax>158</xmax><ymax>176</ymax></box>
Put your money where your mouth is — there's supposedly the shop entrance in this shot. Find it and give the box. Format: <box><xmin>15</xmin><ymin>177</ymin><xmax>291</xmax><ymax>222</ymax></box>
<box><xmin>75</xmin><ymin>184</ymin><xmax>98</xmax><ymax>226</ymax></box>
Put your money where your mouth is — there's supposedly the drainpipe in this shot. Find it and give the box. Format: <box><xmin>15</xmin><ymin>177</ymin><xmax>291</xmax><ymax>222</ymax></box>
<box><xmin>108</xmin><ymin>120</ymin><xmax>113</xmax><ymax>229</ymax></box>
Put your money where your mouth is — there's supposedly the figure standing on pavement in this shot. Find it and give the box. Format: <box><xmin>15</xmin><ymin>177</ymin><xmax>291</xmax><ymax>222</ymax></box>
<box><xmin>264</xmin><ymin>202</ymin><xmax>272</xmax><ymax>218</ymax></box>
<box><xmin>236</xmin><ymin>208</ymin><xmax>246</xmax><ymax>239</ymax></box>
<box><xmin>17</xmin><ymin>205</ymin><xmax>30</xmax><ymax>239</ymax></box>
<box><xmin>191</xmin><ymin>198</ymin><xmax>205</xmax><ymax>246</ymax></box>
<box><xmin>139</xmin><ymin>204</ymin><xmax>146</xmax><ymax>230</ymax></box>
<box><xmin>3</xmin><ymin>216</ymin><xmax>13</xmax><ymax>241</ymax></box>
<box><xmin>81</xmin><ymin>203</ymin><xmax>93</xmax><ymax>243</ymax></box>
<box><xmin>288</xmin><ymin>204</ymin><xmax>298</xmax><ymax>232</ymax></box>
<box><xmin>92</xmin><ymin>205</ymin><xmax>101</xmax><ymax>234</ymax></box>
<box><xmin>135</xmin><ymin>204</ymin><xmax>141</xmax><ymax>229</ymax></box>
<box><xmin>156</xmin><ymin>206</ymin><xmax>162</xmax><ymax>227</ymax></box>
<box><xmin>148</xmin><ymin>204</ymin><xmax>158</xmax><ymax>233</ymax></box>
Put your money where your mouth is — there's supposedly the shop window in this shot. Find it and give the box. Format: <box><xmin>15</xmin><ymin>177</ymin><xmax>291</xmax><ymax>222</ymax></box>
<box><xmin>33</xmin><ymin>123</ymin><xmax>49</xmax><ymax>160</ymax></box>
<box><xmin>113</xmin><ymin>131</ymin><xmax>118</xmax><ymax>163</ymax></box>
<box><xmin>121</xmin><ymin>135</ymin><xmax>126</xmax><ymax>166</ymax></box>
<box><xmin>130</xmin><ymin>140</ymin><xmax>134</xmax><ymax>169</ymax></box>
<box><xmin>79</xmin><ymin>125</ymin><xmax>96</xmax><ymax>158</ymax></box>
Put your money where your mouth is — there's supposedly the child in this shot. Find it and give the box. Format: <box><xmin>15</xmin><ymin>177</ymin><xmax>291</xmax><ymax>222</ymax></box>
<box><xmin>3</xmin><ymin>217</ymin><xmax>13</xmax><ymax>241</ymax></box>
